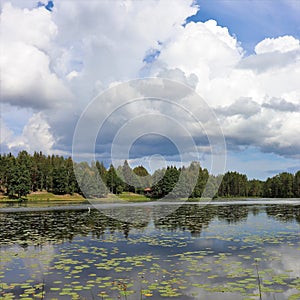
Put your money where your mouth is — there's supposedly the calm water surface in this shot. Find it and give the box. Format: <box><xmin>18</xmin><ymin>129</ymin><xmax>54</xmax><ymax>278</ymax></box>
<box><xmin>0</xmin><ymin>201</ymin><xmax>299</xmax><ymax>300</ymax></box>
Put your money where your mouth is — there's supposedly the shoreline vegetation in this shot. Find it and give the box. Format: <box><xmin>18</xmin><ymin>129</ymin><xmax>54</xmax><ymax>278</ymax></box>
<box><xmin>0</xmin><ymin>150</ymin><xmax>299</xmax><ymax>202</ymax></box>
<box><xmin>1</xmin><ymin>191</ymin><xmax>300</xmax><ymax>204</ymax></box>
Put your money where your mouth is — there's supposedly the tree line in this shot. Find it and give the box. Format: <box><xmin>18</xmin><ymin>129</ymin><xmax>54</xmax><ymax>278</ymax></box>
<box><xmin>0</xmin><ymin>151</ymin><xmax>299</xmax><ymax>199</ymax></box>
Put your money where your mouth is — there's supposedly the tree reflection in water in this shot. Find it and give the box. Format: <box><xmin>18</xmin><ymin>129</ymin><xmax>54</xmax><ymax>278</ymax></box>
<box><xmin>1</xmin><ymin>204</ymin><xmax>299</xmax><ymax>247</ymax></box>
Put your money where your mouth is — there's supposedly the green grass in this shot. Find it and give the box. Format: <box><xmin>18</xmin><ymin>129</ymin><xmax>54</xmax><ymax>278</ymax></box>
<box><xmin>0</xmin><ymin>192</ymin><xmax>85</xmax><ymax>203</ymax></box>
<box><xmin>0</xmin><ymin>191</ymin><xmax>151</xmax><ymax>203</ymax></box>
<box><xmin>117</xmin><ymin>192</ymin><xmax>150</xmax><ymax>202</ymax></box>
<box><xmin>0</xmin><ymin>192</ymin><xmax>287</xmax><ymax>204</ymax></box>
<box><xmin>28</xmin><ymin>192</ymin><xmax>85</xmax><ymax>201</ymax></box>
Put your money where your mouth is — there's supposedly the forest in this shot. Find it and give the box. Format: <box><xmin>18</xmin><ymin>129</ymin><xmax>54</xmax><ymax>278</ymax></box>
<box><xmin>0</xmin><ymin>151</ymin><xmax>299</xmax><ymax>199</ymax></box>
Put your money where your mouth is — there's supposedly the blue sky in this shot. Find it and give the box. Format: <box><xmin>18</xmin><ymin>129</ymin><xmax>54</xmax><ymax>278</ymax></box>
<box><xmin>188</xmin><ymin>0</ymin><xmax>300</xmax><ymax>54</ymax></box>
<box><xmin>0</xmin><ymin>0</ymin><xmax>299</xmax><ymax>180</ymax></box>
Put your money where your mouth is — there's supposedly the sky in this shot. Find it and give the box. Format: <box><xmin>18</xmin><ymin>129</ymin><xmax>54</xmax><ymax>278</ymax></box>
<box><xmin>0</xmin><ymin>0</ymin><xmax>300</xmax><ymax>180</ymax></box>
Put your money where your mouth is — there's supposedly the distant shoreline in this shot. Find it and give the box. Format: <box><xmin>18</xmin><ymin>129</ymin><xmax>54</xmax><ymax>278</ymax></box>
<box><xmin>1</xmin><ymin>199</ymin><xmax>300</xmax><ymax>214</ymax></box>
<box><xmin>1</xmin><ymin>191</ymin><xmax>300</xmax><ymax>204</ymax></box>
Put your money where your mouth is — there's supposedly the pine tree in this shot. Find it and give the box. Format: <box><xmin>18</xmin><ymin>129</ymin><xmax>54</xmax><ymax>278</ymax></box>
<box><xmin>106</xmin><ymin>164</ymin><xmax>123</xmax><ymax>194</ymax></box>
<box><xmin>294</xmin><ymin>171</ymin><xmax>300</xmax><ymax>197</ymax></box>
<box><xmin>6</xmin><ymin>151</ymin><xmax>31</xmax><ymax>198</ymax></box>
<box><xmin>120</xmin><ymin>160</ymin><xmax>140</xmax><ymax>192</ymax></box>
<box><xmin>96</xmin><ymin>161</ymin><xmax>107</xmax><ymax>183</ymax></box>
<box><xmin>278</xmin><ymin>172</ymin><xmax>294</xmax><ymax>197</ymax></box>
<box><xmin>74</xmin><ymin>162</ymin><xmax>107</xmax><ymax>198</ymax></box>
<box><xmin>248</xmin><ymin>179</ymin><xmax>263</xmax><ymax>197</ymax></box>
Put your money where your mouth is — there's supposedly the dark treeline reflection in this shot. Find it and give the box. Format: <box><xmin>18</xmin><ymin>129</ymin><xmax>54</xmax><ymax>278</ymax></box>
<box><xmin>154</xmin><ymin>205</ymin><xmax>216</xmax><ymax>237</ymax></box>
<box><xmin>0</xmin><ymin>209</ymin><xmax>149</xmax><ymax>247</ymax></box>
<box><xmin>266</xmin><ymin>205</ymin><xmax>300</xmax><ymax>223</ymax></box>
<box><xmin>0</xmin><ymin>204</ymin><xmax>299</xmax><ymax>247</ymax></box>
<box><xmin>154</xmin><ymin>205</ymin><xmax>250</xmax><ymax>237</ymax></box>
<box><xmin>216</xmin><ymin>205</ymin><xmax>249</xmax><ymax>224</ymax></box>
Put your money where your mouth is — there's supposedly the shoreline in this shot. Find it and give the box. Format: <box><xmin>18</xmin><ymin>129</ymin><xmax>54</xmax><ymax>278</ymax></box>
<box><xmin>1</xmin><ymin>199</ymin><xmax>300</xmax><ymax>213</ymax></box>
<box><xmin>1</xmin><ymin>192</ymin><xmax>300</xmax><ymax>204</ymax></box>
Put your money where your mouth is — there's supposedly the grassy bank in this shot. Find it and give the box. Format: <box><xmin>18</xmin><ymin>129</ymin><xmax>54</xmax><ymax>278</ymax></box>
<box><xmin>2</xmin><ymin>191</ymin><xmax>292</xmax><ymax>204</ymax></box>
<box><xmin>0</xmin><ymin>191</ymin><xmax>150</xmax><ymax>203</ymax></box>
<box><xmin>0</xmin><ymin>191</ymin><xmax>85</xmax><ymax>203</ymax></box>
<box><xmin>117</xmin><ymin>192</ymin><xmax>150</xmax><ymax>202</ymax></box>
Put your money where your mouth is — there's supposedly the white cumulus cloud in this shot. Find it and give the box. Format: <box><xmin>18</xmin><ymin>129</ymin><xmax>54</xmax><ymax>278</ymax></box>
<box><xmin>5</xmin><ymin>112</ymin><xmax>55</xmax><ymax>154</ymax></box>
<box><xmin>255</xmin><ymin>35</ymin><xmax>300</xmax><ymax>54</ymax></box>
<box><xmin>0</xmin><ymin>1</ymin><xmax>299</xmax><ymax>172</ymax></box>
<box><xmin>0</xmin><ymin>3</ymin><xmax>72</xmax><ymax>109</ymax></box>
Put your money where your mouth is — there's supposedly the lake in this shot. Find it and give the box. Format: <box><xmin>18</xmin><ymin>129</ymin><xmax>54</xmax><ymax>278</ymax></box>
<box><xmin>1</xmin><ymin>200</ymin><xmax>300</xmax><ymax>300</ymax></box>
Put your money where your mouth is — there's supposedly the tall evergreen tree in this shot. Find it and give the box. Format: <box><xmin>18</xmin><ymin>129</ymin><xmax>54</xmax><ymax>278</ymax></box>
<box><xmin>278</xmin><ymin>172</ymin><xmax>294</xmax><ymax>197</ymax></box>
<box><xmin>120</xmin><ymin>160</ymin><xmax>141</xmax><ymax>192</ymax></box>
<box><xmin>248</xmin><ymin>179</ymin><xmax>263</xmax><ymax>197</ymax></box>
<box><xmin>74</xmin><ymin>162</ymin><xmax>107</xmax><ymax>198</ymax></box>
<box><xmin>52</xmin><ymin>166</ymin><xmax>68</xmax><ymax>194</ymax></box>
<box><xmin>294</xmin><ymin>171</ymin><xmax>300</xmax><ymax>197</ymax></box>
<box><xmin>95</xmin><ymin>161</ymin><xmax>107</xmax><ymax>183</ymax></box>
<box><xmin>6</xmin><ymin>151</ymin><xmax>31</xmax><ymax>198</ymax></box>
<box><xmin>152</xmin><ymin>166</ymin><xmax>180</xmax><ymax>198</ymax></box>
<box><xmin>106</xmin><ymin>164</ymin><xmax>123</xmax><ymax>194</ymax></box>
<box><xmin>218</xmin><ymin>171</ymin><xmax>248</xmax><ymax>197</ymax></box>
